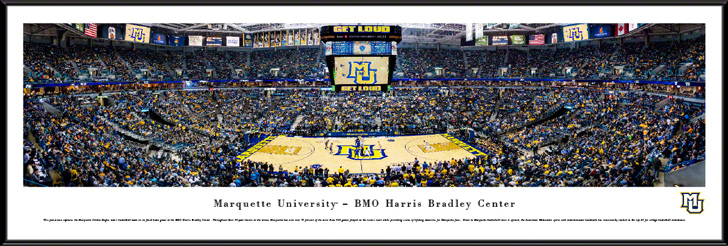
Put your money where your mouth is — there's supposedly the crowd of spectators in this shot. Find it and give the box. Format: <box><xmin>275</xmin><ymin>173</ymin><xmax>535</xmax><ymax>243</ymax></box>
<box><xmin>21</xmin><ymin>35</ymin><xmax>707</xmax><ymax>188</ymax></box>
<box><xmin>23</xmin><ymin>91</ymin><xmax>251</xmax><ymax>187</ymax></box>
<box><xmin>397</xmin><ymin>48</ymin><xmax>466</xmax><ymax>79</ymax></box>
<box><xmin>23</xmin><ymin>84</ymin><xmax>705</xmax><ymax>187</ymax></box>
<box><xmin>24</xmin><ymin>37</ymin><xmax>704</xmax><ymax>85</ymax></box>
<box><xmin>248</xmin><ymin>49</ymin><xmax>324</xmax><ymax>79</ymax></box>
<box><xmin>506</xmin><ymin>50</ymin><xmax>529</xmax><ymax>78</ymax></box>
<box><xmin>99</xmin><ymin>47</ymin><xmax>135</xmax><ymax>82</ymax></box>
<box><xmin>23</xmin><ymin>44</ymin><xmax>75</xmax><ymax>83</ymax></box>
<box><xmin>24</xmin><ymin>44</ymin><xmax>65</xmax><ymax>83</ymax></box>
<box><xmin>97</xmin><ymin>92</ymin><xmax>170</xmax><ymax>138</ymax></box>
<box><xmin>71</xmin><ymin>46</ymin><xmax>109</xmax><ymax>79</ymax></box>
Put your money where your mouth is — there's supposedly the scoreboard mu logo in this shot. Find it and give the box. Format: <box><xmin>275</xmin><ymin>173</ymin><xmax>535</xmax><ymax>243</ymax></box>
<box><xmin>129</xmin><ymin>27</ymin><xmax>146</xmax><ymax>42</ymax></box>
<box><xmin>335</xmin><ymin>145</ymin><xmax>387</xmax><ymax>160</ymax></box>
<box><xmin>347</xmin><ymin>61</ymin><xmax>377</xmax><ymax>84</ymax></box>
<box><xmin>681</xmin><ymin>192</ymin><xmax>704</xmax><ymax>214</ymax></box>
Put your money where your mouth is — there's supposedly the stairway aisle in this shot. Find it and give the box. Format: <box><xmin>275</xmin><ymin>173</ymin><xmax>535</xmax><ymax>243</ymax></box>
<box><xmin>289</xmin><ymin>115</ymin><xmax>305</xmax><ymax>132</ymax></box>
<box><xmin>489</xmin><ymin>98</ymin><xmax>501</xmax><ymax>122</ymax></box>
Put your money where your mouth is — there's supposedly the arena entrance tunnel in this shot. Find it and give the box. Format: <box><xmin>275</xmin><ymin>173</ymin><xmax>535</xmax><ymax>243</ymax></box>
<box><xmin>498</xmin><ymin>105</ymin><xmax>569</xmax><ymax>136</ymax></box>
<box><xmin>149</xmin><ymin>109</ymin><xmax>177</xmax><ymax>127</ymax></box>
<box><xmin>120</xmin><ymin>132</ymin><xmax>150</xmax><ymax>145</ymax></box>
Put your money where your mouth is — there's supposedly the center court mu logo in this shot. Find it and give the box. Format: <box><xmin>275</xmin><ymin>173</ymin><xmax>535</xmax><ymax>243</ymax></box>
<box><xmin>681</xmin><ymin>192</ymin><xmax>704</xmax><ymax>214</ymax></box>
<box><xmin>347</xmin><ymin>61</ymin><xmax>377</xmax><ymax>84</ymax></box>
<box><xmin>335</xmin><ymin>145</ymin><xmax>386</xmax><ymax>160</ymax></box>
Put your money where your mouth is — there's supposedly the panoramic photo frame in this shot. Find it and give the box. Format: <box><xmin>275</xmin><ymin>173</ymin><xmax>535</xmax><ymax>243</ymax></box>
<box><xmin>3</xmin><ymin>1</ymin><xmax>726</xmax><ymax>245</ymax></box>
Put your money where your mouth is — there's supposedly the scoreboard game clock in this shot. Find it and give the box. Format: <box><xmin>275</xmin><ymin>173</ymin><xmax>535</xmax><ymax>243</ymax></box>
<box><xmin>321</xmin><ymin>25</ymin><xmax>402</xmax><ymax>92</ymax></box>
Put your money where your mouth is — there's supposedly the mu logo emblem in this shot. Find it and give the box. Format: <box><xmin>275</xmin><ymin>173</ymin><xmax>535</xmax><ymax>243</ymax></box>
<box><xmin>129</xmin><ymin>27</ymin><xmax>146</xmax><ymax>42</ymax></box>
<box><xmin>681</xmin><ymin>192</ymin><xmax>704</xmax><ymax>214</ymax></box>
<box><xmin>347</xmin><ymin>61</ymin><xmax>377</xmax><ymax>84</ymax></box>
<box><xmin>335</xmin><ymin>145</ymin><xmax>386</xmax><ymax>160</ymax></box>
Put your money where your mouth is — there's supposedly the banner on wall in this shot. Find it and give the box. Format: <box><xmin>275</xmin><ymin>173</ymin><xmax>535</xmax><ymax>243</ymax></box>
<box><xmin>628</xmin><ymin>23</ymin><xmax>643</xmax><ymax>31</ymax></box>
<box><xmin>475</xmin><ymin>35</ymin><xmax>488</xmax><ymax>46</ymax></box>
<box><xmin>492</xmin><ymin>36</ymin><xmax>508</xmax><ymax>45</ymax></box>
<box><xmin>510</xmin><ymin>35</ymin><xmax>526</xmax><ymax>45</ymax></box>
<box><xmin>590</xmin><ymin>24</ymin><xmax>613</xmax><ymax>38</ymax></box>
<box><xmin>283</xmin><ymin>31</ymin><xmax>289</xmax><ymax>46</ymax></box>
<box><xmin>244</xmin><ymin>34</ymin><xmax>253</xmax><ymax>47</ymax></box>
<box><xmin>250</xmin><ymin>28</ymin><xmax>320</xmax><ymax>48</ymax></box>
<box><xmin>73</xmin><ymin>23</ymin><xmax>84</xmax><ymax>32</ymax></box>
<box><xmin>615</xmin><ymin>23</ymin><xmax>629</xmax><ymax>35</ymax></box>
<box><xmin>188</xmin><ymin>35</ymin><xmax>203</xmax><ymax>46</ymax></box>
<box><xmin>282</xmin><ymin>31</ymin><xmax>287</xmax><ymax>46</ymax></box>
<box><xmin>562</xmin><ymin>23</ymin><xmax>589</xmax><ymax>42</ymax></box>
<box><xmin>264</xmin><ymin>32</ymin><xmax>270</xmax><ymax>48</ymax></box>
<box><xmin>299</xmin><ymin>29</ymin><xmax>306</xmax><ymax>46</ymax></box>
<box><xmin>261</xmin><ymin>33</ymin><xmax>265</xmax><ymax>48</ymax></box>
<box><xmin>465</xmin><ymin>23</ymin><xmax>473</xmax><ymax>42</ymax></box>
<box><xmin>313</xmin><ymin>28</ymin><xmax>320</xmax><ymax>45</ymax></box>
<box><xmin>125</xmin><ymin>24</ymin><xmax>151</xmax><ymax>43</ymax></box>
<box><xmin>273</xmin><ymin>31</ymin><xmax>278</xmax><ymax>47</ymax></box>
<box><xmin>101</xmin><ymin>25</ymin><xmax>124</xmax><ymax>40</ymax></box>
<box><xmin>275</xmin><ymin>31</ymin><xmax>282</xmax><ymax>47</ymax></box>
<box><xmin>272</xmin><ymin>32</ymin><xmax>276</xmax><ymax>47</ymax></box>
<box><xmin>529</xmin><ymin>34</ymin><xmax>545</xmax><ymax>45</ymax></box>
<box><xmin>84</xmin><ymin>23</ymin><xmax>97</xmax><ymax>38</ymax></box>
<box><xmin>169</xmin><ymin>35</ymin><xmax>185</xmax><ymax>47</ymax></box>
<box><xmin>293</xmin><ymin>30</ymin><xmax>299</xmax><ymax>46</ymax></box>
<box><xmin>286</xmin><ymin>30</ymin><xmax>294</xmax><ymax>46</ymax></box>
<box><xmin>282</xmin><ymin>30</ymin><xmax>288</xmax><ymax>46</ymax></box>
<box><xmin>551</xmin><ymin>33</ymin><xmax>558</xmax><ymax>43</ymax></box>
<box><xmin>107</xmin><ymin>26</ymin><xmax>117</xmax><ymax>39</ymax></box>
<box><xmin>474</xmin><ymin>23</ymin><xmax>483</xmax><ymax>40</ymax></box>
<box><xmin>206</xmin><ymin>37</ymin><xmax>223</xmax><ymax>46</ymax></box>
<box><xmin>226</xmin><ymin>36</ymin><xmax>240</xmax><ymax>47</ymax></box>
<box><xmin>308</xmin><ymin>28</ymin><xmax>314</xmax><ymax>45</ymax></box>
<box><xmin>265</xmin><ymin>32</ymin><xmax>270</xmax><ymax>47</ymax></box>
<box><xmin>151</xmin><ymin>33</ymin><xmax>167</xmax><ymax>45</ymax></box>
<box><xmin>269</xmin><ymin>32</ymin><xmax>275</xmax><ymax>47</ymax></box>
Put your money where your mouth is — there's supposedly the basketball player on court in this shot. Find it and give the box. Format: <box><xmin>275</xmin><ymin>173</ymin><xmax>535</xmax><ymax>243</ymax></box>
<box><xmin>363</xmin><ymin>144</ymin><xmax>372</xmax><ymax>157</ymax></box>
<box><xmin>325</xmin><ymin>138</ymin><xmax>330</xmax><ymax>151</ymax></box>
<box><xmin>355</xmin><ymin>136</ymin><xmax>363</xmax><ymax>157</ymax></box>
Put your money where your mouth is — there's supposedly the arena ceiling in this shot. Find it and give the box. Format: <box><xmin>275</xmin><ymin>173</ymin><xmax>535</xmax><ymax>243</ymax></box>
<box><xmin>26</xmin><ymin>23</ymin><xmax>705</xmax><ymax>45</ymax></box>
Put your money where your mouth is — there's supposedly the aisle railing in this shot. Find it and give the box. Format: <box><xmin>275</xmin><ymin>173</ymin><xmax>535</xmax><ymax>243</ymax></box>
<box><xmin>664</xmin><ymin>154</ymin><xmax>705</xmax><ymax>173</ymax></box>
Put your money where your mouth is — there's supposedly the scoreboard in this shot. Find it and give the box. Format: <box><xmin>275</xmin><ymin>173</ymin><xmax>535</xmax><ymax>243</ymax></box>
<box><xmin>332</xmin><ymin>56</ymin><xmax>392</xmax><ymax>92</ymax></box>
<box><xmin>327</xmin><ymin>41</ymin><xmax>396</xmax><ymax>56</ymax></box>
<box><xmin>322</xmin><ymin>25</ymin><xmax>401</xmax><ymax>92</ymax></box>
<box><xmin>320</xmin><ymin>25</ymin><xmax>402</xmax><ymax>42</ymax></box>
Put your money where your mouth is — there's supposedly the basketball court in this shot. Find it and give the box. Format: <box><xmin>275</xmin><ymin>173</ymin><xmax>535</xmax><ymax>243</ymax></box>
<box><xmin>241</xmin><ymin>133</ymin><xmax>484</xmax><ymax>173</ymax></box>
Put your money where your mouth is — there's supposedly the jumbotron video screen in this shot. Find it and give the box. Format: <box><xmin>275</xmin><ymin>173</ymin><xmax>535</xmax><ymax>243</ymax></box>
<box><xmin>333</xmin><ymin>56</ymin><xmax>390</xmax><ymax>85</ymax></box>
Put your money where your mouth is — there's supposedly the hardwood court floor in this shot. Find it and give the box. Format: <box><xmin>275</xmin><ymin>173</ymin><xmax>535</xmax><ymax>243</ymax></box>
<box><xmin>245</xmin><ymin>134</ymin><xmax>477</xmax><ymax>173</ymax></box>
